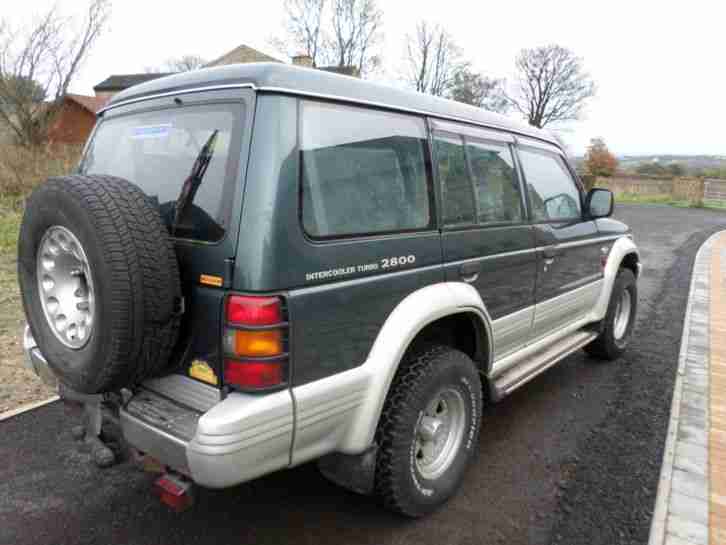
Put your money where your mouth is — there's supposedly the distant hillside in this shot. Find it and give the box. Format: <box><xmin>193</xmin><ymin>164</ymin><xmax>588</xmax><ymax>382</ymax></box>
<box><xmin>617</xmin><ymin>155</ymin><xmax>726</xmax><ymax>171</ymax></box>
<box><xmin>574</xmin><ymin>154</ymin><xmax>726</xmax><ymax>178</ymax></box>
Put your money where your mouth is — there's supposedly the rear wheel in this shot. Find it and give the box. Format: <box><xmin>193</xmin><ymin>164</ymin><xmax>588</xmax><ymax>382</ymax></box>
<box><xmin>374</xmin><ymin>345</ymin><xmax>482</xmax><ymax>517</ymax></box>
<box><xmin>585</xmin><ymin>268</ymin><xmax>637</xmax><ymax>360</ymax></box>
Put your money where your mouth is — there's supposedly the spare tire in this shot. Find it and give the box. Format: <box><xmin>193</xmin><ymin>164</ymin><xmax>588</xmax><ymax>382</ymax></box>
<box><xmin>18</xmin><ymin>175</ymin><xmax>182</xmax><ymax>394</ymax></box>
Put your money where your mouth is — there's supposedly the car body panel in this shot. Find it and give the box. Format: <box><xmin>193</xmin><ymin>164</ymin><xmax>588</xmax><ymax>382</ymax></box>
<box><xmin>21</xmin><ymin>65</ymin><xmax>641</xmax><ymax>493</ymax></box>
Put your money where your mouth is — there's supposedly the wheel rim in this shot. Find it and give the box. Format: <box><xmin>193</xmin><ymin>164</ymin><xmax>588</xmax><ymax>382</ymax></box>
<box><xmin>36</xmin><ymin>226</ymin><xmax>95</xmax><ymax>349</ymax></box>
<box><xmin>613</xmin><ymin>289</ymin><xmax>632</xmax><ymax>341</ymax></box>
<box><xmin>414</xmin><ymin>387</ymin><xmax>467</xmax><ymax>480</ymax></box>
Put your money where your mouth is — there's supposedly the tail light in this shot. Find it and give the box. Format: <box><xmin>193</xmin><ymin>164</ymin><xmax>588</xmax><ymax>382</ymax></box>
<box><xmin>223</xmin><ymin>295</ymin><xmax>288</xmax><ymax>392</ymax></box>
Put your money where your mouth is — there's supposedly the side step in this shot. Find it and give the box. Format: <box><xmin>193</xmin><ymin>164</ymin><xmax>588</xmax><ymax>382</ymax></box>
<box><xmin>491</xmin><ymin>329</ymin><xmax>598</xmax><ymax>400</ymax></box>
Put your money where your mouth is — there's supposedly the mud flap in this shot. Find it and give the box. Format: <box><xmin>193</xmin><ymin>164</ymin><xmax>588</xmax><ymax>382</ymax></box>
<box><xmin>317</xmin><ymin>445</ymin><xmax>378</xmax><ymax>495</ymax></box>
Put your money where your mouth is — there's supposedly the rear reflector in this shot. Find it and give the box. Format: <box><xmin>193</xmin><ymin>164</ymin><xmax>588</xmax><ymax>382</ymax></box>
<box><xmin>224</xmin><ymin>359</ymin><xmax>284</xmax><ymax>389</ymax></box>
<box><xmin>227</xmin><ymin>295</ymin><xmax>282</xmax><ymax>326</ymax></box>
<box><xmin>154</xmin><ymin>474</ymin><xmax>194</xmax><ymax>512</ymax></box>
<box><xmin>224</xmin><ymin>329</ymin><xmax>283</xmax><ymax>357</ymax></box>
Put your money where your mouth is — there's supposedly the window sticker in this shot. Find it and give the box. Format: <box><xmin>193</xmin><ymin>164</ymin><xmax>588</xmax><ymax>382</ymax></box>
<box><xmin>131</xmin><ymin>124</ymin><xmax>172</xmax><ymax>139</ymax></box>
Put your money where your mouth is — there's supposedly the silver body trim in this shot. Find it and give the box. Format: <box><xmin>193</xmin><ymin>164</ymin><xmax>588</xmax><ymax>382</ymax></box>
<box><xmin>491</xmin><ymin>306</ymin><xmax>535</xmax><ymax>361</ymax></box>
<box><xmin>533</xmin><ymin>280</ymin><xmax>603</xmax><ymax>339</ymax></box>
<box><xmin>143</xmin><ymin>374</ymin><xmax>220</xmax><ymax>412</ymax></box>
<box><xmin>22</xmin><ymin>326</ymin><xmax>58</xmax><ymax>389</ymax></box>
<box><xmin>121</xmin><ymin>411</ymin><xmax>191</xmax><ymax>475</ymax></box>
<box><xmin>492</xmin><ymin>329</ymin><xmax>598</xmax><ymax>398</ymax></box>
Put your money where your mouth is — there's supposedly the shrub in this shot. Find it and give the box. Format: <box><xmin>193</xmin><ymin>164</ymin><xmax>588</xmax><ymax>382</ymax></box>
<box><xmin>0</xmin><ymin>144</ymin><xmax>82</xmax><ymax>198</ymax></box>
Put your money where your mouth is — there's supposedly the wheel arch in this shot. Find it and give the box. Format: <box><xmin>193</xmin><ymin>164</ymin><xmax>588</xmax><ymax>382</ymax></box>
<box><xmin>589</xmin><ymin>236</ymin><xmax>641</xmax><ymax>322</ymax></box>
<box><xmin>339</xmin><ymin>282</ymin><xmax>493</xmax><ymax>453</ymax></box>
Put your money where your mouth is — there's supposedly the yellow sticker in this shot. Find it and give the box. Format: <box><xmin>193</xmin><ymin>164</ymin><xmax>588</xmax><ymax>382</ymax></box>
<box><xmin>199</xmin><ymin>274</ymin><xmax>223</xmax><ymax>287</ymax></box>
<box><xmin>189</xmin><ymin>359</ymin><xmax>218</xmax><ymax>385</ymax></box>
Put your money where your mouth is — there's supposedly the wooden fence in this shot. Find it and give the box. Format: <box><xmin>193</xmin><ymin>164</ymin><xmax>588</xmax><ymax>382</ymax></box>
<box><xmin>592</xmin><ymin>176</ymin><xmax>726</xmax><ymax>206</ymax></box>
<box><xmin>705</xmin><ymin>179</ymin><xmax>726</xmax><ymax>202</ymax></box>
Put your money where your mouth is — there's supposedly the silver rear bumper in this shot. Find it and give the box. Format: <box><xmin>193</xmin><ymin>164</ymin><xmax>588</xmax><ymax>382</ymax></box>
<box><xmin>121</xmin><ymin>389</ymin><xmax>200</xmax><ymax>475</ymax></box>
<box><xmin>22</xmin><ymin>326</ymin><xmax>58</xmax><ymax>390</ymax></box>
<box><xmin>121</xmin><ymin>380</ymin><xmax>294</xmax><ymax>488</ymax></box>
<box><xmin>24</xmin><ymin>325</ymin><xmax>296</xmax><ymax>489</ymax></box>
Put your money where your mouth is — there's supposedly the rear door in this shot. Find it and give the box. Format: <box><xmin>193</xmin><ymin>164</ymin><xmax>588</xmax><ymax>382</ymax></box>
<box><xmin>81</xmin><ymin>88</ymin><xmax>256</xmax><ymax>388</ymax></box>
<box><xmin>515</xmin><ymin>139</ymin><xmax>601</xmax><ymax>341</ymax></box>
<box><xmin>432</xmin><ymin>120</ymin><xmax>537</xmax><ymax>361</ymax></box>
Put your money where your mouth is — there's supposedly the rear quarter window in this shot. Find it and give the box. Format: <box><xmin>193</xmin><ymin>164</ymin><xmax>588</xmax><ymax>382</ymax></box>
<box><xmin>81</xmin><ymin>103</ymin><xmax>245</xmax><ymax>242</ymax></box>
<box><xmin>300</xmin><ymin>101</ymin><xmax>432</xmax><ymax>238</ymax></box>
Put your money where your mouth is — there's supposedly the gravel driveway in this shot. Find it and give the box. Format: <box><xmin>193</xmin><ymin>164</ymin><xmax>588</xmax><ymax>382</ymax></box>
<box><xmin>1</xmin><ymin>204</ymin><xmax>725</xmax><ymax>545</ymax></box>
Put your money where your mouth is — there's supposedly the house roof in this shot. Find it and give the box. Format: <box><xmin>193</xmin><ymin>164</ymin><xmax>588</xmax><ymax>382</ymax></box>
<box><xmin>204</xmin><ymin>45</ymin><xmax>282</xmax><ymax>67</ymax></box>
<box><xmin>66</xmin><ymin>93</ymin><xmax>109</xmax><ymax>113</ymax></box>
<box><xmin>93</xmin><ymin>73</ymin><xmax>175</xmax><ymax>92</ymax></box>
<box><xmin>103</xmin><ymin>63</ymin><xmax>558</xmax><ymax>146</ymax></box>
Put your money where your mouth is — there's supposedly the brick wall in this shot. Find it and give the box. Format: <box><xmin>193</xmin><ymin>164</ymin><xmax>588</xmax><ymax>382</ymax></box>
<box><xmin>47</xmin><ymin>100</ymin><xmax>96</xmax><ymax>146</ymax></box>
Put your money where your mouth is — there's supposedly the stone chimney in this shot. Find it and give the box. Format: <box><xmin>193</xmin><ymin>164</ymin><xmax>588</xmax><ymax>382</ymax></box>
<box><xmin>292</xmin><ymin>54</ymin><xmax>313</xmax><ymax>68</ymax></box>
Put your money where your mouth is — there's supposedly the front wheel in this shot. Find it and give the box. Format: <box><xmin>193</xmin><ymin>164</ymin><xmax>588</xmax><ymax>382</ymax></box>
<box><xmin>374</xmin><ymin>345</ymin><xmax>482</xmax><ymax>517</ymax></box>
<box><xmin>585</xmin><ymin>268</ymin><xmax>637</xmax><ymax>360</ymax></box>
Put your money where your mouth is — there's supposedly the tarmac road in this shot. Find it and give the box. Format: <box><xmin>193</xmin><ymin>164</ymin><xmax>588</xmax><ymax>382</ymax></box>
<box><xmin>2</xmin><ymin>204</ymin><xmax>725</xmax><ymax>545</ymax></box>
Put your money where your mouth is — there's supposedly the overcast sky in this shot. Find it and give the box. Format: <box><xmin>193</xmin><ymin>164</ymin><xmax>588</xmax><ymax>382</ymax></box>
<box><xmin>7</xmin><ymin>0</ymin><xmax>726</xmax><ymax>156</ymax></box>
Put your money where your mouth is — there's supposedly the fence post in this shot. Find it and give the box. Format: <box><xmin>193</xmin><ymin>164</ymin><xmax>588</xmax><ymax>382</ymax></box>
<box><xmin>695</xmin><ymin>178</ymin><xmax>705</xmax><ymax>207</ymax></box>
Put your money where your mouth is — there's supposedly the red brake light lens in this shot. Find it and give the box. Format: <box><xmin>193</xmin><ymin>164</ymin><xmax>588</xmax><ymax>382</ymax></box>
<box><xmin>227</xmin><ymin>295</ymin><xmax>282</xmax><ymax>326</ymax></box>
<box><xmin>224</xmin><ymin>359</ymin><xmax>284</xmax><ymax>390</ymax></box>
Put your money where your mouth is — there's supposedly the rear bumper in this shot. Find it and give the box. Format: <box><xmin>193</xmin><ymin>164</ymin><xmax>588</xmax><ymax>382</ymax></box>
<box><xmin>22</xmin><ymin>326</ymin><xmax>58</xmax><ymax>389</ymax></box>
<box><xmin>120</xmin><ymin>384</ymin><xmax>294</xmax><ymax>488</ymax></box>
<box><xmin>24</xmin><ymin>324</ymin><xmax>294</xmax><ymax>489</ymax></box>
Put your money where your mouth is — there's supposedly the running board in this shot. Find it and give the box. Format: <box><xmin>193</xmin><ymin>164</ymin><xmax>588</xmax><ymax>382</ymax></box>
<box><xmin>491</xmin><ymin>330</ymin><xmax>598</xmax><ymax>400</ymax></box>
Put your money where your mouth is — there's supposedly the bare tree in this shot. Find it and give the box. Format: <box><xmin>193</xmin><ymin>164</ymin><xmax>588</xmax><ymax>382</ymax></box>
<box><xmin>449</xmin><ymin>66</ymin><xmax>508</xmax><ymax>113</ymax></box>
<box><xmin>270</xmin><ymin>0</ymin><xmax>326</xmax><ymax>67</ymax></box>
<box><xmin>164</xmin><ymin>54</ymin><xmax>206</xmax><ymax>72</ymax></box>
<box><xmin>0</xmin><ymin>0</ymin><xmax>111</xmax><ymax>147</ymax></box>
<box><xmin>271</xmin><ymin>0</ymin><xmax>382</xmax><ymax>75</ymax></box>
<box><xmin>404</xmin><ymin>21</ymin><xmax>462</xmax><ymax>97</ymax></box>
<box><xmin>505</xmin><ymin>44</ymin><xmax>595</xmax><ymax>128</ymax></box>
<box><xmin>326</xmin><ymin>0</ymin><xmax>383</xmax><ymax>74</ymax></box>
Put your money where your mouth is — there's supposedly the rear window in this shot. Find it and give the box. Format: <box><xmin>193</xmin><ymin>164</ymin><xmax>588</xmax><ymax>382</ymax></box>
<box><xmin>300</xmin><ymin>101</ymin><xmax>432</xmax><ymax>238</ymax></box>
<box><xmin>81</xmin><ymin>103</ymin><xmax>245</xmax><ymax>242</ymax></box>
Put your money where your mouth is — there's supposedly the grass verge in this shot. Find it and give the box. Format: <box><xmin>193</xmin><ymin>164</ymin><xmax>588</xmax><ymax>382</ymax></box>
<box><xmin>0</xmin><ymin>196</ymin><xmax>55</xmax><ymax>412</ymax></box>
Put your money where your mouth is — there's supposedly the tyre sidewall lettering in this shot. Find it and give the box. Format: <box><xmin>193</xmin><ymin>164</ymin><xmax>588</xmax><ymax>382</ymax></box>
<box><xmin>407</xmin><ymin>362</ymin><xmax>480</xmax><ymax>504</ymax></box>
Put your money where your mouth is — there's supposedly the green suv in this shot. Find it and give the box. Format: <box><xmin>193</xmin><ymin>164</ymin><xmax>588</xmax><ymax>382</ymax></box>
<box><xmin>19</xmin><ymin>63</ymin><xmax>640</xmax><ymax>517</ymax></box>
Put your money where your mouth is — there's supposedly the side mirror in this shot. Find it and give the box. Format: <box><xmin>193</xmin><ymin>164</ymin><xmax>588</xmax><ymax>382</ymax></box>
<box><xmin>585</xmin><ymin>188</ymin><xmax>614</xmax><ymax>219</ymax></box>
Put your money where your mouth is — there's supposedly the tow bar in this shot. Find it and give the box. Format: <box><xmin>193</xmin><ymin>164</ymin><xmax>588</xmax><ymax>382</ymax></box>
<box><xmin>61</xmin><ymin>384</ymin><xmax>118</xmax><ymax>468</ymax></box>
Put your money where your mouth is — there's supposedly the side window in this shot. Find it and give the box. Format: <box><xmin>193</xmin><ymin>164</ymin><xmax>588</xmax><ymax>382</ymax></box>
<box><xmin>467</xmin><ymin>140</ymin><xmax>523</xmax><ymax>224</ymax></box>
<box><xmin>300</xmin><ymin>101</ymin><xmax>431</xmax><ymax>238</ymax></box>
<box><xmin>518</xmin><ymin>148</ymin><xmax>581</xmax><ymax>222</ymax></box>
<box><xmin>434</xmin><ymin>134</ymin><xmax>476</xmax><ymax>226</ymax></box>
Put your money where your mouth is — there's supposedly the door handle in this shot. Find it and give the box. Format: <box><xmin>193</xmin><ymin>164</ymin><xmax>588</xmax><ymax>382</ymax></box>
<box><xmin>459</xmin><ymin>262</ymin><xmax>480</xmax><ymax>283</ymax></box>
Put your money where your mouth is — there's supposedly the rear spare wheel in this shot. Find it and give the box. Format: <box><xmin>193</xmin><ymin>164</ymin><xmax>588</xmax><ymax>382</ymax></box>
<box><xmin>18</xmin><ymin>175</ymin><xmax>182</xmax><ymax>394</ymax></box>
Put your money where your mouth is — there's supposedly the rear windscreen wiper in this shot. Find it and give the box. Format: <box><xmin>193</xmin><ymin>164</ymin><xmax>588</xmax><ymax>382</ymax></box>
<box><xmin>171</xmin><ymin>129</ymin><xmax>219</xmax><ymax>236</ymax></box>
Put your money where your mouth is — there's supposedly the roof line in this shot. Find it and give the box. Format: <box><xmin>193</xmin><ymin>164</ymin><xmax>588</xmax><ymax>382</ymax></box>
<box><xmin>98</xmin><ymin>82</ymin><xmax>559</xmax><ymax>148</ymax></box>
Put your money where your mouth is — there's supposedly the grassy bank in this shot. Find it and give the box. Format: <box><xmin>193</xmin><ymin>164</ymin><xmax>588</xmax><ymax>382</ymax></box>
<box><xmin>0</xmin><ymin>197</ymin><xmax>22</xmax><ymax>253</ymax></box>
<box><xmin>0</xmin><ymin>143</ymin><xmax>81</xmax><ymax>412</ymax></box>
<box><xmin>0</xmin><ymin>196</ymin><xmax>55</xmax><ymax>412</ymax></box>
